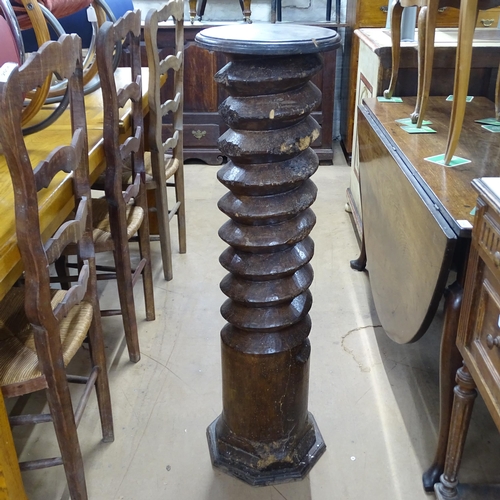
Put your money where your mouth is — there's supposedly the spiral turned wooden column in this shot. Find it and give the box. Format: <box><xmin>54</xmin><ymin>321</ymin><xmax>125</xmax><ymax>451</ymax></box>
<box><xmin>196</xmin><ymin>24</ymin><xmax>340</xmax><ymax>486</ymax></box>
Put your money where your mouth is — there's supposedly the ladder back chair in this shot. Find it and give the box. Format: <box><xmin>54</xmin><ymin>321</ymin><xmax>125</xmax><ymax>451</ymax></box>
<box><xmin>145</xmin><ymin>0</ymin><xmax>186</xmax><ymax>281</ymax></box>
<box><xmin>91</xmin><ymin>9</ymin><xmax>155</xmax><ymax>362</ymax></box>
<box><xmin>0</xmin><ymin>34</ymin><xmax>113</xmax><ymax>500</ymax></box>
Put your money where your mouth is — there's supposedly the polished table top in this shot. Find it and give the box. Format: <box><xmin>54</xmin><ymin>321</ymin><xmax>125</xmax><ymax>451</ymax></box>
<box><xmin>0</xmin><ymin>67</ymin><xmax>150</xmax><ymax>302</ymax></box>
<box><xmin>361</xmin><ymin>96</ymin><xmax>500</xmax><ymax>238</ymax></box>
<box><xmin>358</xmin><ymin>96</ymin><xmax>500</xmax><ymax>344</ymax></box>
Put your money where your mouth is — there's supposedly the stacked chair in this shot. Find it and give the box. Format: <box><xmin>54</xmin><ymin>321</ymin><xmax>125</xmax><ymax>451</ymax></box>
<box><xmin>145</xmin><ymin>0</ymin><xmax>186</xmax><ymax>281</ymax></box>
<box><xmin>0</xmin><ymin>34</ymin><xmax>113</xmax><ymax>499</ymax></box>
<box><xmin>0</xmin><ymin>0</ymin><xmax>186</xmax><ymax>495</ymax></box>
<box><xmin>86</xmin><ymin>9</ymin><xmax>156</xmax><ymax>363</ymax></box>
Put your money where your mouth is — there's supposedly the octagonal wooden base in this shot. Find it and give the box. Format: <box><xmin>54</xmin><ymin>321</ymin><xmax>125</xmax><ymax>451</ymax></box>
<box><xmin>207</xmin><ymin>412</ymin><xmax>326</xmax><ymax>486</ymax></box>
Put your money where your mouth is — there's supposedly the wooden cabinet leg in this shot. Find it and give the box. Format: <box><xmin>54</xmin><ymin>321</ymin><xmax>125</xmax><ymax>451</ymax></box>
<box><xmin>423</xmin><ymin>281</ymin><xmax>463</xmax><ymax>491</ymax></box>
<box><xmin>434</xmin><ymin>363</ymin><xmax>477</xmax><ymax>499</ymax></box>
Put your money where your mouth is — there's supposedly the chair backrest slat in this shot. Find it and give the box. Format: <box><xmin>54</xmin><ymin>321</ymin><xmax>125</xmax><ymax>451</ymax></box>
<box><xmin>96</xmin><ymin>9</ymin><xmax>144</xmax><ymax>202</ymax></box>
<box><xmin>0</xmin><ymin>34</ymin><xmax>94</xmax><ymax>327</ymax></box>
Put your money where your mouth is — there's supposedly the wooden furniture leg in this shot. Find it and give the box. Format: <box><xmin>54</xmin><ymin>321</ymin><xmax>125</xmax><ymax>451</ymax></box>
<box><xmin>350</xmin><ymin>233</ymin><xmax>367</xmax><ymax>271</ymax></box>
<box><xmin>495</xmin><ymin>62</ymin><xmax>500</xmax><ymax>121</ymax></box>
<box><xmin>326</xmin><ymin>0</ymin><xmax>332</xmax><ymax>21</ymax></box>
<box><xmin>384</xmin><ymin>0</ymin><xmax>404</xmax><ymax>99</ymax></box>
<box><xmin>434</xmin><ymin>363</ymin><xmax>477</xmax><ymax>499</ymax></box>
<box><xmin>423</xmin><ymin>281</ymin><xmax>464</xmax><ymax>491</ymax></box>
<box><xmin>414</xmin><ymin>2</ymin><xmax>438</xmax><ymax>126</ymax></box>
<box><xmin>196</xmin><ymin>0</ymin><xmax>207</xmax><ymax>21</ymax></box>
<box><xmin>444</xmin><ymin>0</ymin><xmax>478</xmax><ymax>165</ymax></box>
<box><xmin>411</xmin><ymin>5</ymin><xmax>427</xmax><ymax>123</ymax></box>
<box><xmin>241</xmin><ymin>0</ymin><xmax>251</xmax><ymax>22</ymax></box>
<box><xmin>188</xmin><ymin>0</ymin><xmax>196</xmax><ymax>23</ymax></box>
<box><xmin>0</xmin><ymin>392</ymin><xmax>27</xmax><ymax>500</ymax></box>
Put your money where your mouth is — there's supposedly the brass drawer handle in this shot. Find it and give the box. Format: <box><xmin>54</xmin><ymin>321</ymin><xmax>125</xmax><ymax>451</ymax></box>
<box><xmin>480</xmin><ymin>18</ymin><xmax>495</xmax><ymax>27</ymax></box>
<box><xmin>192</xmin><ymin>129</ymin><xmax>207</xmax><ymax>140</ymax></box>
<box><xmin>486</xmin><ymin>334</ymin><xmax>500</xmax><ymax>349</ymax></box>
<box><xmin>494</xmin><ymin>251</ymin><xmax>500</xmax><ymax>267</ymax></box>
<box><xmin>380</xmin><ymin>5</ymin><xmax>388</xmax><ymax>13</ymax></box>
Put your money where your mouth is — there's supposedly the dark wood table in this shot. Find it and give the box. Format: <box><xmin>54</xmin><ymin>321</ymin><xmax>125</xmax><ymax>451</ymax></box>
<box><xmin>353</xmin><ymin>95</ymin><xmax>500</xmax><ymax>491</ymax></box>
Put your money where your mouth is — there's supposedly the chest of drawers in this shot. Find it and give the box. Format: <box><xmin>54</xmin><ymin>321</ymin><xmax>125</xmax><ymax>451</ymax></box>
<box><xmin>435</xmin><ymin>177</ymin><xmax>500</xmax><ymax>499</ymax></box>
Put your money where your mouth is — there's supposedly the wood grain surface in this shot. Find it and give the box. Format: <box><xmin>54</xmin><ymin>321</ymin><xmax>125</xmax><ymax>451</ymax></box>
<box><xmin>0</xmin><ymin>68</ymin><xmax>150</xmax><ymax>302</ymax></box>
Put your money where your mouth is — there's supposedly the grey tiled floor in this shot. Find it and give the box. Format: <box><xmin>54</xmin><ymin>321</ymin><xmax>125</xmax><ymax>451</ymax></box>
<box><xmin>11</xmin><ymin>143</ymin><xmax>500</xmax><ymax>499</ymax></box>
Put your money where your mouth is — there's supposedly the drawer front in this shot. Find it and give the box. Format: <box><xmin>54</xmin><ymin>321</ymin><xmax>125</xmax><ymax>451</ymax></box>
<box><xmin>476</xmin><ymin>207</ymin><xmax>500</xmax><ymax>282</ymax></box>
<box><xmin>357</xmin><ymin>3</ymin><xmax>460</xmax><ymax>28</ymax></box>
<box><xmin>184</xmin><ymin>124</ymin><xmax>221</xmax><ymax>148</ymax></box>
<box><xmin>477</xmin><ymin>8</ymin><xmax>500</xmax><ymax>28</ymax></box>
<box><xmin>357</xmin><ymin>3</ymin><xmax>388</xmax><ymax>27</ymax></box>
<box><xmin>467</xmin><ymin>266</ymin><xmax>500</xmax><ymax>405</ymax></box>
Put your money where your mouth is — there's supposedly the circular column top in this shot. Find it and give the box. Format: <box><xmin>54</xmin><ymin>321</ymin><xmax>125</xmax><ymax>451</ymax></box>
<box><xmin>195</xmin><ymin>23</ymin><xmax>341</xmax><ymax>56</ymax></box>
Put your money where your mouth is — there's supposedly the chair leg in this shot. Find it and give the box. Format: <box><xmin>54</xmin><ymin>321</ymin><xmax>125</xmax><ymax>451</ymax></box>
<box><xmin>175</xmin><ymin>166</ymin><xmax>187</xmax><ymax>255</ymax></box>
<box><xmin>188</xmin><ymin>0</ymin><xmax>196</xmax><ymax>23</ymax></box>
<box><xmin>415</xmin><ymin>2</ymin><xmax>437</xmax><ymax>127</ymax></box>
<box><xmin>110</xmin><ymin>212</ymin><xmax>141</xmax><ymax>363</ymax></box>
<box><xmin>444</xmin><ymin>0</ymin><xmax>478</xmax><ymax>165</ymax></box>
<box><xmin>196</xmin><ymin>0</ymin><xmax>208</xmax><ymax>21</ymax></box>
<box><xmin>154</xmin><ymin>181</ymin><xmax>174</xmax><ymax>281</ymax></box>
<box><xmin>40</xmin><ymin>348</ymin><xmax>88</xmax><ymax>500</ymax></box>
<box><xmin>383</xmin><ymin>0</ymin><xmax>403</xmax><ymax>99</ymax></box>
<box><xmin>86</xmin><ymin>263</ymin><xmax>114</xmax><ymax>442</ymax></box>
<box><xmin>411</xmin><ymin>6</ymin><xmax>427</xmax><ymax>124</ymax></box>
<box><xmin>136</xmin><ymin>196</ymin><xmax>155</xmax><ymax>322</ymax></box>
<box><xmin>242</xmin><ymin>0</ymin><xmax>252</xmax><ymax>22</ymax></box>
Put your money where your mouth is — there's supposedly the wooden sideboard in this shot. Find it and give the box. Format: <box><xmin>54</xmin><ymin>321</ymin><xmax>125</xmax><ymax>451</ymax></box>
<box><xmin>341</xmin><ymin>1</ymin><xmax>500</xmax><ymax>158</ymax></box>
<box><xmin>355</xmin><ymin>95</ymin><xmax>500</xmax><ymax>491</ymax></box>
<box><xmin>143</xmin><ymin>22</ymin><xmax>339</xmax><ymax>164</ymax></box>
<box><xmin>435</xmin><ymin>177</ymin><xmax>500</xmax><ymax>499</ymax></box>
<box><xmin>346</xmin><ymin>27</ymin><xmax>500</xmax><ymax>242</ymax></box>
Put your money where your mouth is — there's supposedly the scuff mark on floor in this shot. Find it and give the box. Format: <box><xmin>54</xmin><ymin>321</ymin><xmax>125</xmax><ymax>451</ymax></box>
<box><xmin>341</xmin><ymin>324</ymin><xmax>382</xmax><ymax>373</ymax></box>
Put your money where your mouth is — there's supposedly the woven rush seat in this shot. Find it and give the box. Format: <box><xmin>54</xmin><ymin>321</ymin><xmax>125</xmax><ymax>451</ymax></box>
<box><xmin>145</xmin><ymin>152</ymin><xmax>180</xmax><ymax>184</ymax></box>
<box><xmin>91</xmin><ymin>197</ymin><xmax>145</xmax><ymax>246</ymax></box>
<box><xmin>94</xmin><ymin>153</ymin><xmax>179</xmax><ymax>187</ymax></box>
<box><xmin>0</xmin><ymin>288</ymin><xmax>93</xmax><ymax>390</ymax></box>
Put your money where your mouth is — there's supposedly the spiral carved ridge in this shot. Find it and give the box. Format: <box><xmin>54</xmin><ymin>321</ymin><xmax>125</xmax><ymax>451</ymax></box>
<box><xmin>210</xmin><ymin>53</ymin><xmax>324</xmax><ymax>471</ymax></box>
<box><xmin>217</xmin><ymin>53</ymin><xmax>321</xmax><ymax>331</ymax></box>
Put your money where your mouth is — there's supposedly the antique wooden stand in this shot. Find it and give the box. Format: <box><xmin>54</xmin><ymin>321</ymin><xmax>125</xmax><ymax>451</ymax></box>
<box><xmin>195</xmin><ymin>24</ymin><xmax>340</xmax><ymax>486</ymax></box>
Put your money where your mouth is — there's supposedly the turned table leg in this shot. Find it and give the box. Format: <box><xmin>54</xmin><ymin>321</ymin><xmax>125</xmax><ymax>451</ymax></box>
<box><xmin>423</xmin><ymin>281</ymin><xmax>463</xmax><ymax>491</ymax></box>
<box><xmin>196</xmin><ymin>24</ymin><xmax>340</xmax><ymax>486</ymax></box>
<box><xmin>434</xmin><ymin>363</ymin><xmax>477</xmax><ymax>499</ymax></box>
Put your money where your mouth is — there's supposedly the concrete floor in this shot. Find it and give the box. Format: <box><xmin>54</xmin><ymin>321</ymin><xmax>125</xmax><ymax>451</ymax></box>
<box><xmin>11</xmin><ymin>143</ymin><xmax>500</xmax><ymax>499</ymax></box>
